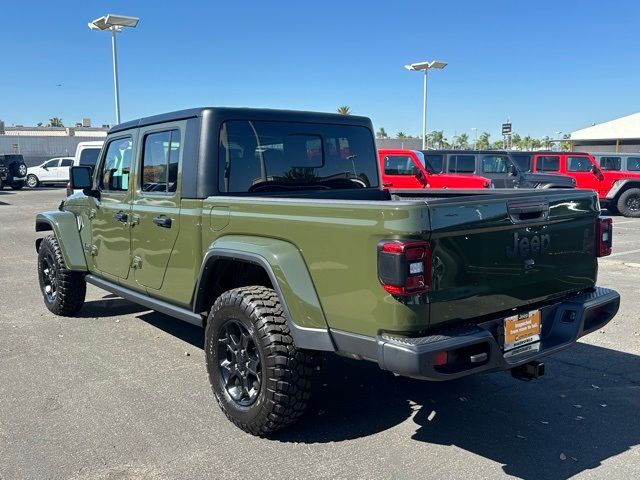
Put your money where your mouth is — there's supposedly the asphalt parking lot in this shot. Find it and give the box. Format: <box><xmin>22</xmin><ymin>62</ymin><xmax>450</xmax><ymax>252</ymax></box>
<box><xmin>1</xmin><ymin>188</ymin><xmax>639</xmax><ymax>480</ymax></box>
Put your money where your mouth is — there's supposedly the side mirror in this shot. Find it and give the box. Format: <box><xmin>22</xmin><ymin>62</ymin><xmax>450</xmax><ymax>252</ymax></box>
<box><xmin>508</xmin><ymin>164</ymin><xmax>518</xmax><ymax>176</ymax></box>
<box><xmin>591</xmin><ymin>164</ymin><xmax>604</xmax><ymax>179</ymax></box>
<box><xmin>42</xmin><ymin>165</ymin><xmax>48</xmax><ymax>170</ymax></box>
<box><xmin>70</xmin><ymin>166</ymin><xmax>95</xmax><ymax>195</ymax></box>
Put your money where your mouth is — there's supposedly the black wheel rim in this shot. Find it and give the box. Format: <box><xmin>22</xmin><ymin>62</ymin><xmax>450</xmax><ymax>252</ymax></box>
<box><xmin>217</xmin><ymin>319</ymin><xmax>261</xmax><ymax>406</ymax></box>
<box><xmin>40</xmin><ymin>253</ymin><xmax>58</xmax><ymax>303</ymax></box>
<box><xmin>626</xmin><ymin>195</ymin><xmax>640</xmax><ymax>212</ymax></box>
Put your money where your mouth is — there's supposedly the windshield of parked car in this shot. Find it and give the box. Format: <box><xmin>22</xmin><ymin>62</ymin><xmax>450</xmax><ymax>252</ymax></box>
<box><xmin>79</xmin><ymin>148</ymin><xmax>101</xmax><ymax>167</ymax></box>
<box><xmin>218</xmin><ymin>121</ymin><xmax>378</xmax><ymax>193</ymax></box>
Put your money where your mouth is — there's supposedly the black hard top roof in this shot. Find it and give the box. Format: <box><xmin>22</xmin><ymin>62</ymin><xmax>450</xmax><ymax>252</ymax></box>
<box><xmin>420</xmin><ymin>149</ymin><xmax>510</xmax><ymax>155</ymax></box>
<box><xmin>109</xmin><ymin>107</ymin><xmax>373</xmax><ymax>134</ymax></box>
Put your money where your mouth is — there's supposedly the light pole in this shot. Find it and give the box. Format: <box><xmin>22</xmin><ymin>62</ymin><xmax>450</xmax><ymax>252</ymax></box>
<box><xmin>404</xmin><ymin>60</ymin><xmax>447</xmax><ymax>150</ymax></box>
<box><xmin>88</xmin><ymin>14</ymin><xmax>140</xmax><ymax>125</ymax></box>
<box><xmin>472</xmin><ymin>127</ymin><xmax>477</xmax><ymax>150</ymax></box>
<box><xmin>555</xmin><ymin>131</ymin><xmax>563</xmax><ymax>151</ymax></box>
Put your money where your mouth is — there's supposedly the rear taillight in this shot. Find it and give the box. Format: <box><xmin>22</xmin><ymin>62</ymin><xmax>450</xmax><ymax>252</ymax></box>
<box><xmin>378</xmin><ymin>240</ymin><xmax>431</xmax><ymax>295</ymax></box>
<box><xmin>596</xmin><ymin>217</ymin><xmax>612</xmax><ymax>257</ymax></box>
<box><xmin>66</xmin><ymin>182</ymin><xmax>72</xmax><ymax>197</ymax></box>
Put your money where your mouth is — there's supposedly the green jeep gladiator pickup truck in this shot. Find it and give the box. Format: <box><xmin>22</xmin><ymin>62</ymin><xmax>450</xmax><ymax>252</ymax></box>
<box><xmin>35</xmin><ymin>107</ymin><xmax>620</xmax><ymax>435</ymax></box>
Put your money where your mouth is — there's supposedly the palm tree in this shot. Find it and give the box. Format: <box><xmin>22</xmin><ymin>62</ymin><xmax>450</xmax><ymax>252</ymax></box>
<box><xmin>476</xmin><ymin>132</ymin><xmax>491</xmax><ymax>150</ymax></box>
<box><xmin>376</xmin><ymin>127</ymin><xmax>388</xmax><ymax>139</ymax></box>
<box><xmin>560</xmin><ymin>133</ymin><xmax>572</xmax><ymax>151</ymax></box>
<box><xmin>48</xmin><ymin>117</ymin><xmax>64</xmax><ymax>127</ymax></box>
<box><xmin>337</xmin><ymin>106</ymin><xmax>351</xmax><ymax>115</ymax></box>
<box><xmin>428</xmin><ymin>130</ymin><xmax>445</xmax><ymax>149</ymax></box>
<box><xmin>454</xmin><ymin>133</ymin><xmax>469</xmax><ymax>149</ymax></box>
<box><xmin>541</xmin><ymin>136</ymin><xmax>553</xmax><ymax>149</ymax></box>
<box><xmin>396</xmin><ymin>132</ymin><xmax>408</xmax><ymax>139</ymax></box>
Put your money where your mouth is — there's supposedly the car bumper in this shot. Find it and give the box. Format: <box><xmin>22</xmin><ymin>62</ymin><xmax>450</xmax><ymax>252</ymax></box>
<box><xmin>374</xmin><ymin>287</ymin><xmax>619</xmax><ymax>381</ymax></box>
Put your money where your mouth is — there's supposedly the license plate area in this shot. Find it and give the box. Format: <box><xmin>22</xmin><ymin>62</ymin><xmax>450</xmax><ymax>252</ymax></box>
<box><xmin>503</xmin><ymin>310</ymin><xmax>541</xmax><ymax>352</ymax></box>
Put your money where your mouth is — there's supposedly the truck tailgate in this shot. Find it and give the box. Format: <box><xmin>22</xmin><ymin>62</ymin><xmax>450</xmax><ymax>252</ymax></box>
<box><xmin>427</xmin><ymin>190</ymin><xmax>599</xmax><ymax>328</ymax></box>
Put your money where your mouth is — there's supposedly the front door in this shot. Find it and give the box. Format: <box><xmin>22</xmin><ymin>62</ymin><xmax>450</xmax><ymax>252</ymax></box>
<box><xmin>39</xmin><ymin>159</ymin><xmax>59</xmax><ymax>181</ymax></box>
<box><xmin>130</xmin><ymin>126</ymin><xmax>182</xmax><ymax>290</ymax></box>
<box><xmin>564</xmin><ymin>155</ymin><xmax>604</xmax><ymax>194</ymax></box>
<box><xmin>90</xmin><ymin>134</ymin><xmax>135</xmax><ymax>279</ymax></box>
<box><xmin>381</xmin><ymin>154</ymin><xmax>423</xmax><ymax>188</ymax></box>
<box><xmin>480</xmin><ymin>154</ymin><xmax>518</xmax><ymax>188</ymax></box>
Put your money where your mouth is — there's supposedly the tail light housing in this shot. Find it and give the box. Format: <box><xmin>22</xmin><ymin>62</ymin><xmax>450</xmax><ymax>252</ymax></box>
<box><xmin>596</xmin><ymin>217</ymin><xmax>612</xmax><ymax>257</ymax></box>
<box><xmin>378</xmin><ymin>240</ymin><xmax>431</xmax><ymax>295</ymax></box>
<box><xmin>66</xmin><ymin>182</ymin><xmax>72</xmax><ymax>197</ymax></box>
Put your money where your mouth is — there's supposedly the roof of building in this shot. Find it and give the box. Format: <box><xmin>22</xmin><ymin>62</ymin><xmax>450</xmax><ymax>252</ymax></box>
<box><xmin>571</xmin><ymin>112</ymin><xmax>640</xmax><ymax>141</ymax></box>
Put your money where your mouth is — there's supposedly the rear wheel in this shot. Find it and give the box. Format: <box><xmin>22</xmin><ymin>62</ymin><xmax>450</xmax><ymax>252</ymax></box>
<box><xmin>205</xmin><ymin>286</ymin><xmax>313</xmax><ymax>436</ymax></box>
<box><xmin>37</xmin><ymin>235</ymin><xmax>86</xmax><ymax>315</ymax></box>
<box><xmin>26</xmin><ymin>174</ymin><xmax>39</xmax><ymax>188</ymax></box>
<box><xmin>617</xmin><ymin>188</ymin><xmax>640</xmax><ymax>218</ymax></box>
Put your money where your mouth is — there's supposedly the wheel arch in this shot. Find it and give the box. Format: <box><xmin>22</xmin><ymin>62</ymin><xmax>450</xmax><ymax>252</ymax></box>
<box><xmin>35</xmin><ymin>211</ymin><xmax>87</xmax><ymax>271</ymax></box>
<box><xmin>193</xmin><ymin>235</ymin><xmax>335</xmax><ymax>352</ymax></box>
<box><xmin>606</xmin><ymin>179</ymin><xmax>640</xmax><ymax>202</ymax></box>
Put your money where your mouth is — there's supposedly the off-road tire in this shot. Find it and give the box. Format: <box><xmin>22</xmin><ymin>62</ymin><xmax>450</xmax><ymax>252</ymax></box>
<box><xmin>617</xmin><ymin>188</ymin><xmax>640</xmax><ymax>218</ymax></box>
<box><xmin>10</xmin><ymin>182</ymin><xmax>24</xmax><ymax>190</ymax></box>
<box><xmin>26</xmin><ymin>174</ymin><xmax>39</xmax><ymax>188</ymax></box>
<box><xmin>0</xmin><ymin>177</ymin><xmax>4</xmax><ymax>190</ymax></box>
<box><xmin>205</xmin><ymin>286</ymin><xmax>313</xmax><ymax>436</ymax></box>
<box><xmin>37</xmin><ymin>235</ymin><xmax>86</xmax><ymax>315</ymax></box>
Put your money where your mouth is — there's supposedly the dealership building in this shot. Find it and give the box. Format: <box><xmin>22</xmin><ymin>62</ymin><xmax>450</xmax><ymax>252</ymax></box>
<box><xmin>0</xmin><ymin>120</ymin><xmax>108</xmax><ymax>166</ymax></box>
<box><xmin>571</xmin><ymin>112</ymin><xmax>640</xmax><ymax>153</ymax></box>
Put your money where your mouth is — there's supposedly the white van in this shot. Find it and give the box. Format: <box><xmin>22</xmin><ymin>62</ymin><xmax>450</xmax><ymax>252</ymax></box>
<box><xmin>66</xmin><ymin>141</ymin><xmax>104</xmax><ymax>195</ymax></box>
<box><xmin>26</xmin><ymin>157</ymin><xmax>75</xmax><ymax>188</ymax></box>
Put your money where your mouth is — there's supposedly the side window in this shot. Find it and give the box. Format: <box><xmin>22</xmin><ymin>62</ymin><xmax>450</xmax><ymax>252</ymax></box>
<box><xmin>423</xmin><ymin>154</ymin><xmax>443</xmax><ymax>173</ymax></box>
<box><xmin>384</xmin><ymin>155</ymin><xmax>419</xmax><ymax>176</ymax></box>
<box><xmin>43</xmin><ymin>159</ymin><xmax>59</xmax><ymax>168</ymax></box>
<box><xmin>482</xmin><ymin>155</ymin><xmax>510</xmax><ymax>173</ymax></box>
<box><xmin>511</xmin><ymin>154</ymin><xmax>532</xmax><ymax>172</ymax></box>
<box><xmin>141</xmin><ymin>129</ymin><xmax>181</xmax><ymax>193</ymax></box>
<box><xmin>448</xmin><ymin>155</ymin><xmax>476</xmax><ymax>173</ymax></box>
<box><xmin>100</xmin><ymin>136</ymin><xmax>133</xmax><ymax>192</ymax></box>
<box><xmin>627</xmin><ymin>157</ymin><xmax>640</xmax><ymax>171</ymax></box>
<box><xmin>61</xmin><ymin>159</ymin><xmax>74</xmax><ymax>167</ymax></box>
<box><xmin>599</xmin><ymin>156</ymin><xmax>621</xmax><ymax>171</ymax></box>
<box><xmin>567</xmin><ymin>156</ymin><xmax>593</xmax><ymax>172</ymax></box>
<box><xmin>537</xmin><ymin>155</ymin><xmax>560</xmax><ymax>172</ymax></box>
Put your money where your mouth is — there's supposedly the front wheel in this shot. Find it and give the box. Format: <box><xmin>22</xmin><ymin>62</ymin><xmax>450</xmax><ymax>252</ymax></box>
<box><xmin>205</xmin><ymin>286</ymin><xmax>313</xmax><ymax>436</ymax></box>
<box><xmin>26</xmin><ymin>174</ymin><xmax>39</xmax><ymax>188</ymax></box>
<box><xmin>617</xmin><ymin>188</ymin><xmax>640</xmax><ymax>218</ymax></box>
<box><xmin>37</xmin><ymin>235</ymin><xmax>86</xmax><ymax>315</ymax></box>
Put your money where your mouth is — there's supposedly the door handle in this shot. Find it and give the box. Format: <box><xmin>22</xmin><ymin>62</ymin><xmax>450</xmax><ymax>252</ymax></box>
<box><xmin>153</xmin><ymin>216</ymin><xmax>172</xmax><ymax>228</ymax></box>
<box><xmin>113</xmin><ymin>211</ymin><xmax>128</xmax><ymax>223</ymax></box>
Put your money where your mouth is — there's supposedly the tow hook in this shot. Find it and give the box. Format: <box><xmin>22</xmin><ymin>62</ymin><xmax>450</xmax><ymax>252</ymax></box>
<box><xmin>511</xmin><ymin>360</ymin><xmax>545</xmax><ymax>381</ymax></box>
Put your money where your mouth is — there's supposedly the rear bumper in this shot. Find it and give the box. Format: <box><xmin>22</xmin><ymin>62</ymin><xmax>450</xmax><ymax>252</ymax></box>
<box><xmin>333</xmin><ymin>287</ymin><xmax>620</xmax><ymax>381</ymax></box>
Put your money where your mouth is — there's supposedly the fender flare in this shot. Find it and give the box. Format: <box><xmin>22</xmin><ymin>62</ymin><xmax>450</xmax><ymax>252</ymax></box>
<box><xmin>35</xmin><ymin>211</ymin><xmax>88</xmax><ymax>271</ymax></box>
<box><xmin>606</xmin><ymin>179</ymin><xmax>640</xmax><ymax>200</ymax></box>
<box><xmin>193</xmin><ymin>235</ymin><xmax>336</xmax><ymax>352</ymax></box>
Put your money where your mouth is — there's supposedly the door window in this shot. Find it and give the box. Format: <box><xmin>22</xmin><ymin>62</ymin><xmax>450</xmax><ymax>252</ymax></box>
<box><xmin>482</xmin><ymin>155</ymin><xmax>510</xmax><ymax>173</ymax></box>
<box><xmin>43</xmin><ymin>159</ymin><xmax>59</xmax><ymax>168</ymax></box>
<box><xmin>141</xmin><ymin>129</ymin><xmax>181</xmax><ymax>193</ymax></box>
<box><xmin>511</xmin><ymin>154</ymin><xmax>532</xmax><ymax>172</ymax></box>
<box><xmin>422</xmin><ymin>154</ymin><xmax>443</xmax><ymax>173</ymax></box>
<box><xmin>567</xmin><ymin>156</ymin><xmax>593</xmax><ymax>172</ymax></box>
<box><xmin>60</xmin><ymin>159</ymin><xmax>74</xmax><ymax>167</ymax></box>
<box><xmin>384</xmin><ymin>155</ymin><xmax>419</xmax><ymax>176</ymax></box>
<box><xmin>448</xmin><ymin>155</ymin><xmax>476</xmax><ymax>173</ymax></box>
<box><xmin>627</xmin><ymin>157</ymin><xmax>640</xmax><ymax>171</ymax></box>
<box><xmin>537</xmin><ymin>156</ymin><xmax>560</xmax><ymax>172</ymax></box>
<box><xmin>100</xmin><ymin>136</ymin><xmax>133</xmax><ymax>192</ymax></box>
<box><xmin>599</xmin><ymin>156</ymin><xmax>621</xmax><ymax>171</ymax></box>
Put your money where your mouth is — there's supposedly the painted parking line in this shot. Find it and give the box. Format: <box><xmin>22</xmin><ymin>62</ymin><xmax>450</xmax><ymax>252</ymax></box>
<box><xmin>612</xmin><ymin>220</ymin><xmax>640</xmax><ymax>225</ymax></box>
<box><xmin>607</xmin><ymin>247</ymin><xmax>640</xmax><ymax>258</ymax></box>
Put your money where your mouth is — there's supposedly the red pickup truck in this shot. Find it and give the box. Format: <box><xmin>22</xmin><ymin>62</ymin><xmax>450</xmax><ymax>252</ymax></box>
<box><xmin>513</xmin><ymin>151</ymin><xmax>640</xmax><ymax>217</ymax></box>
<box><xmin>379</xmin><ymin>149</ymin><xmax>491</xmax><ymax>189</ymax></box>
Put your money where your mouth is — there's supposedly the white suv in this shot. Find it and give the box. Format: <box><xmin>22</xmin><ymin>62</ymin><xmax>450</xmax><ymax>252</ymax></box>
<box><xmin>26</xmin><ymin>157</ymin><xmax>75</xmax><ymax>188</ymax></box>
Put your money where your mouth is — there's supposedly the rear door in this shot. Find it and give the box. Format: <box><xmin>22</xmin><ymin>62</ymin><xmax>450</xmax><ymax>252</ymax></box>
<box><xmin>90</xmin><ymin>134</ymin><xmax>136</xmax><ymax>279</ymax></box>
<box><xmin>130</xmin><ymin>124</ymin><xmax>183</xmax><ymax>290</ymax></box>
<box><xmin>427</xmin><ymin>190</ymin><xmax>599</xmax><ymax>328</ymax></box>
<box><xmin>380</xmin><ymin>154</ymin><xmax>422</xmax><ymax>188</ymax></box>
<box><xmin>58</xmin><ymin>158</ymin><xmax>74</xmax><ymax>182</ymax></box>
<box><xmin>447</xmin><ymin>154</ymin><xmax>477</xmax><ymax>176</ymax></box>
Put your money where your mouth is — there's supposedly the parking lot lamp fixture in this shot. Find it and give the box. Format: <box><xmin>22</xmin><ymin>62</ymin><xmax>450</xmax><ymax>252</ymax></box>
<box><xmin>88</xmin><ymin>14</ymin><xmax>140</xmax><ymax>125</ymax></box>
<box><xmin>404</xmin><ymin>60</ymin><xmax>448</xmax><ymax>149</ymax></box>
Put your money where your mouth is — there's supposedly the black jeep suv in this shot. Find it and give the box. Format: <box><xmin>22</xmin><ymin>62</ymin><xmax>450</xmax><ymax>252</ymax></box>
<box><xmin>0</xmin><ymin>154</ymin><xmax>28</xmax><ymax>190</ymax></box>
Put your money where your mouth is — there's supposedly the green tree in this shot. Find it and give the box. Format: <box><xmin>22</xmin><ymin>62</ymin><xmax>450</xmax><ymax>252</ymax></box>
<box><xmin>454</xmin><ymin>133</ymin><xmax>469</xmax><ymax>149</ymax></box>
<box><xmin>48</xmin><ymin>117</ymin><xmax>64</xmax><ymax>127</ymax></box>
<box><xmin>491</xmin><ymin>140</ymin><xmax>504</xmax><ymax>150</ymax></box>
<box><xmin>396</xmin><ymin>132</ymin><xmax>407</xmax><ymax>139</ymax></box>
<box><xmin>428</xmin><ymin>130</ymin><xmax>446</xmax><ymax>148</ymax></box>
<box><xmin>476</xmin><ymin>132</ymin><xmax>491</xmax><ymax>150</ymax></box>
<box><xmin>376</xmin><ymin>127</ymin><xmax>388</xmax><ymax>139</ymax></box>
<box><xmin>337</xmin><ymin>106</ymin><xmax>351</xmax><ymax>115</ymax></box>
<box><xmin>560</xmin><ymin>133</ymin><xmax>572</xmax><ymax>151</ymax></box>
<box><xmin>541</xmin><ymin>136</ymin><xmax>553</xmax><ymax>149</ymax></box>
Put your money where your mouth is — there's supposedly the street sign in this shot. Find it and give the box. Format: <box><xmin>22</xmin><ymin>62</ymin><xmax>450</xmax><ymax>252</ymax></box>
<box><xmin>502</xmin><ymin>123</ymin><xmax>512</xmax><ymax>135</ymax></box>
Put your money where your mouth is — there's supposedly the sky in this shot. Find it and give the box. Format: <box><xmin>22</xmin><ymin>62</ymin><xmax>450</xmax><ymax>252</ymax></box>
<box><xmin>1</xmin><ymin>0</ymin><xmax>640</xmax><ymax>141</ymax></box>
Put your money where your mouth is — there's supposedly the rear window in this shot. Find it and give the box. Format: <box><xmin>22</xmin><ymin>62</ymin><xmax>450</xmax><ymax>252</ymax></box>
<box><xmin>383</xmin><ymin>155</ymin><xmax>419</xmax><ymax>176</ymax></box>
<box><xmin>448</xmin><ymin>155</ymin><xmax>476</xmax><ymax>173</ymax></box>
<box><xmin>599</xmin><ymin>156</ymin><xmax>621</xmax><ymax>171</ymax></box>
<box><xmin>422</xmin><ymin>153</ymin><xmax>444</xmax><ymax>173</ymax></box>
<box><xmin>61</xmin><ymin>159</ymin><xmax>74</xmax><ymax>167</ymax></box>
<box><xmin>627</xmin><ymin>157</ymin><xmax>640</xmax><ymax>171</ymax></box>
<box><xmin>511</xmin><ymin>154</ymin><xmax>532</xmax><ymax>172</ymax></box>
<box><xmin>567</xmin><ymin>156</ymin><xmax>592</xmax><ymax>172</ymax></box>
<box><xmin>482</xmin><ymin>155</ymin><xmax>511</xmax><ymax>173</ymax></box>
<box><xmin>218</xmin><ymin>121</ymin><xmax>378</xmax><ymax>193</ymax></box>
<box><xmin>537</xmin><ymin>155</ymin><xmax>559</xmax><ymax>172</ymax></box>
<box><xmin>79</xmin><ymin>148</ymin><xmax>101</xmax><ymax>167</ymax></box>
